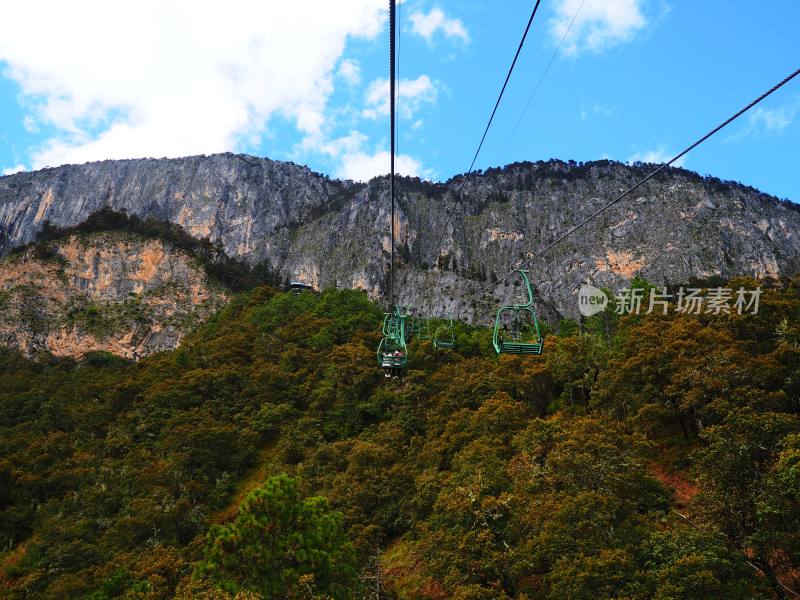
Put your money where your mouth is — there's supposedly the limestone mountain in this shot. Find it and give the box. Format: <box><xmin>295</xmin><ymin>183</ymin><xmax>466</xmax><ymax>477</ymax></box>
<box><xmin>0</xmin><ymin>231</ymin><xmax>227</xmax><ymax>358</ymax></box>
<box><xmin>1</xmin><ymin>153</ymin><xmax>798</xmax><ymax>324</ymax></box>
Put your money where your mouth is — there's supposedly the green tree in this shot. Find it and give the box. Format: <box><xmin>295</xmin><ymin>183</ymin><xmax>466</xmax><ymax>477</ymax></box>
<box><xmin>754</xmin><ymin>433</ymin><xmax>800</xmax><ymax>577</ymax></box>
<box><xmin>545</xmin><ymin>333</ymin><xmax>606</xmax><ymax>411</ymax></box>
<box><xmin>694</xmin><ymin>411</ymin><xmax>799</xmax><ymax>594</ymax></box>
<box><xmin>196</xmin><ymin>474</ymin><xmax>357</xmax><ymax>599</ymax></box>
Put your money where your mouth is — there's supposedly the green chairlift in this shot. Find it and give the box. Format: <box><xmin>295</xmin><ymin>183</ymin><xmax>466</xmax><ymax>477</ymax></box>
<box><xmin>410</xmin><ymin>316</ymin><xmax>432</xmax><ymax>341</ymax></box>
<box><xmin>377</xmin><ymin>305</ymin><xmax>409</xmax><ymax>370</ymax></box>
<box><xmin>433</xmin><ymin>317</ymin><xmax>455</xmax><ymax>350</ymax></box>
<box><xmin>405</xmin><ymin>316</ymin><xmax>416</xmax><ymax>342</ymax></box>
<box><xmin>492</xmin><ymin>269</ymin><xmax>544</xmax><ymax>355</ymax></box>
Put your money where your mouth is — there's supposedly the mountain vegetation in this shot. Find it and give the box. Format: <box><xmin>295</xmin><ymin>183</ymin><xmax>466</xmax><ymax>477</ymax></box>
<box><xmin>1</xmin><ymin>271</ymin><xmax>799</xmax><ymax>598</ymax></box>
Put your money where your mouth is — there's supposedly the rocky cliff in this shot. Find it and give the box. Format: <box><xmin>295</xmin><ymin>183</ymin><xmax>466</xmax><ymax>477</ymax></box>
<box><xmin>1</xmin><ymin>154</ymin><xmax>798</xmax><ymax>324</ymax></box>
<box><xmin>0</xmin><ymin>232</ymin><xmax>227</xmax><ymax>358</ymax></box>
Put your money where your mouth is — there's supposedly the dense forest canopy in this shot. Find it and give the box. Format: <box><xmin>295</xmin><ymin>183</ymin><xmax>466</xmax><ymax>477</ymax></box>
<box><xmin>0</xmin><ymin>274</ymin><xmax>799</xmax><ymax>598</ymax></box>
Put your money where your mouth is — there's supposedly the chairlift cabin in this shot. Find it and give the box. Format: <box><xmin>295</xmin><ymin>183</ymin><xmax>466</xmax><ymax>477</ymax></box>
<box><xmin>288</xmin><ymin>281</ymin><xmax>315</xmax><ymax>295</ymax></box>
<box><xmin>410</xmin><ymin>316</ymin><xmax>432</xmax><ymax>341</ymax></box>
<box><xmin>433</xmin><ymin>317</ymin><xmax>455</xmax><ymax>350</ymax></box>
<box><xmin>377</xmin><ymin>306</ymin><xmax>409</xmax><ymax>370</ymax></box>
<box><xmin>492</xmin><ymin>269</ymin><xmax>543</xmax><ymax>355</ymax></box>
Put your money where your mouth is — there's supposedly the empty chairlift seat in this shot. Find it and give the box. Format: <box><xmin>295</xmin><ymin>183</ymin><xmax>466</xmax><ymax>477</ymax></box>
<box><xmin>492</xmin><ymin>269</ymin><xmax>544</xmax><ymax>356</ymax></box>
<box><xmin>433</xmin><ymin>317</ymin><xmax>455</xmax><ymax>350</ymax></box>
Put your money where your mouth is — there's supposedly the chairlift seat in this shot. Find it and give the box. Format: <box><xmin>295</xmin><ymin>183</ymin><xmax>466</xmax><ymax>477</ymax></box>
<box><xmin>377</xmin><ymin>306</ymin><xmax>409</xmax><ymax>369</ymax></box>
<box><xmin>499</xmin><ymin>341</ymin><xmax>543</xmax><ymax>355</ymax></box>
<box><xmin>492</xmin><ymin>270</ymin><xmax>544</xmax><ymax>356</ymax></box>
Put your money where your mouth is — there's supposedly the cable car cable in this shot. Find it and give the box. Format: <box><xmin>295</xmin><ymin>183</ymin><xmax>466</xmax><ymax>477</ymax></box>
<box><xmin>377</xmin><ymin>0</ymin><xmax>410</xmax><ymax>372</ymax></box>
<box><xmin>389</xmin><ymin>0</ymin><xmax>397</xmax><ymax>309</ymax></box>
<box><xmin>495</xmin><ymin>0</ymin><xmax>587</xmax><ymax>164</ymax></box>
<box><xmin>479</xmin><ymin>65</ymin><xmax>800</xmax><ymax>297</ymax></box>
<box><xmin>397</xmin><ymin>0</ymin><xmax>401</xmax><ymax>161</ymax></box>
<box><xmin>429</xmin><ymin>0</ymin><xmax>543</xmax><ymax>264</ymax></box>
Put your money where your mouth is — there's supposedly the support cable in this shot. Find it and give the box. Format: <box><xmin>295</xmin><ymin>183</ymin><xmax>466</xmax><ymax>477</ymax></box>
<box><xmin>389</xmin><ymin>0</ymin><xmax>397</xmax><ymax>308</ymax></box>
<box><xmin>495</xmin><ymin>0</ymin><xmax>586</xmax><ymax>163</ymax></box>
<box><xmin>429</xmin><ymin>0</ymin><xmax>543</xmax><ymax>265</ymax></box>
<box><xmin>480</xmin><ymin>65</ymin><xmax>800</xmax><ymax>296</ymax></box>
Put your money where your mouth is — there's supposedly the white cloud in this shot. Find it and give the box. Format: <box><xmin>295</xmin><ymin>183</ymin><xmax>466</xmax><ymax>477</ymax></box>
<box><xmin>0</xmin><ymin>0</ymin><xmax>388</xmax><ymax>169</ymax></box>
<box><xmin>301</xmin><ymin>130</ymin><xmax>368</xmax><ymax>159</ymax></box>
<box><xmin>753</xmin><ymin>106</ymin><xmax>795</xmax><ymax>133</ymax></box>
<box><xmin>2</xmin><ymin>164</ymin><xmax>26</xmax><ymax>176</ymax></box>
<box><xmin>299</xmin><ymin>129</ymin><xmax>429</xmax><ymax>182</ymax></box>
<box><xmin>363</xmin><ymin>75</ymin><xmax>437</xmax><ymax>120</ymax></box>
<box><xmin>409</xmin><ymin>8</ymin><xmax>469</xmax><ymax>43</ymax></box>
<box><xmin>550</xmin><ymin>0</ymin><xmax>647</xmax><ymax>56</ymax></box>
<box><xmin>22</xmin><ymin>116</ymin><xmax>38</xmax><ymax>133</ymax></box>
<box><xmin>627</xmin><ymin>146</ymin><xmax>686</xmax><ymax>167</ymax></box>
<box><xmin>580</xmin><ymin>101</ymin><xmax>613</xmax><ymax>121</ymax></box>
<box><xmin>738</xmin><ymin>99</ymin><xmax>799</xmax><ymax>138</ymax></box>
<box><xmin>338</xmin><ymin>150</ymin><xmax>423</xmax><ymax>181</ymax></box>
<box><xmin>338</xmin><ymin>58</ymin><xmax>362</xmax><ymax>86</ymax></box>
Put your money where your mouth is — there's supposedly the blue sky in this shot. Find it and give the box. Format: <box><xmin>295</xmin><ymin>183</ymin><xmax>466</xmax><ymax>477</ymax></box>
<box><xmin>0</xmin><ymin>1</ymin><xmax>798</xmax><ymax>201</ymax></box>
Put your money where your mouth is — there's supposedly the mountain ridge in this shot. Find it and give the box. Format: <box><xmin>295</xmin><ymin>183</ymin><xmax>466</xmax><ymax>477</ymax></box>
<box><xmin>1</xmin><ymin>153</ymin><xmax>798</xmax><ymax>321</ymax></box>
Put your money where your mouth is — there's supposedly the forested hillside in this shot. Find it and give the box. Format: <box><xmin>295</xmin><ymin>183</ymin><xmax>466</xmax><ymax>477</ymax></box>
<box><xmin>1</xmin><ymin>278</ymin><xmax>799</xmax><ymax>599</ymax></box>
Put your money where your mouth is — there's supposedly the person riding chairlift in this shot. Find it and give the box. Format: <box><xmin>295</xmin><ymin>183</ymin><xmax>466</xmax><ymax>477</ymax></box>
<box><xmin>499</xmin><ymin>323</ymin><xmax>509</xmax><ymax>346</ymax></box>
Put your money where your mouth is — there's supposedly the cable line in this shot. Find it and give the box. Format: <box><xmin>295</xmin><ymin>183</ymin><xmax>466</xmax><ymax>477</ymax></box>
<box><xmin>389</xmin><ymin>0</ymin><xmax>397</xmax><ymax>308</ymax></box>
<box><xmin>480</xmin><ymin>65</ymin><xmax>800</xmax><ymax>296</ymax></box>
<box><xmin>430</xmin><ymin>0</ymin><xmax>543</xmax><ymax>265</ymax></box>
<box><xmin>396</xmin><ymin>0</ymin><xmax>401</xmax><ymax>162</ymax></box>
<box><xmin>376</xmin><ymin>0</ymin><xmax>409</xmax><ymax>372</ymax></box>
<box><xmin>495</xmin><ymin>0</ymin><xmax>586</xmax><ymax>163</ymax></box>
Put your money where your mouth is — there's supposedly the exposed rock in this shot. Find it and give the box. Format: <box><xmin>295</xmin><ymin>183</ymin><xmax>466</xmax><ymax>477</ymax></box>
<box><xmin>0</xmin><ymin>232</ymin><xmax>227</xmax><ymax>358</ymax></box>
<box><xmin>1</xmin><ymin>154</ymin><xmax>798</xmax><ymax>323</ymax></box>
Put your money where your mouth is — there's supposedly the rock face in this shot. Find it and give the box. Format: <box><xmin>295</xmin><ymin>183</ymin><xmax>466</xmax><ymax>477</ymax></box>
<box><xmin>1</xmin><ymin>154</ymin><xmax>799</xmax><ymax>324</ymax></box>
<box><xmin>0</xmin><ymin>232</ymin><xmax>227</xmax><ymax>358</ymax></box>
